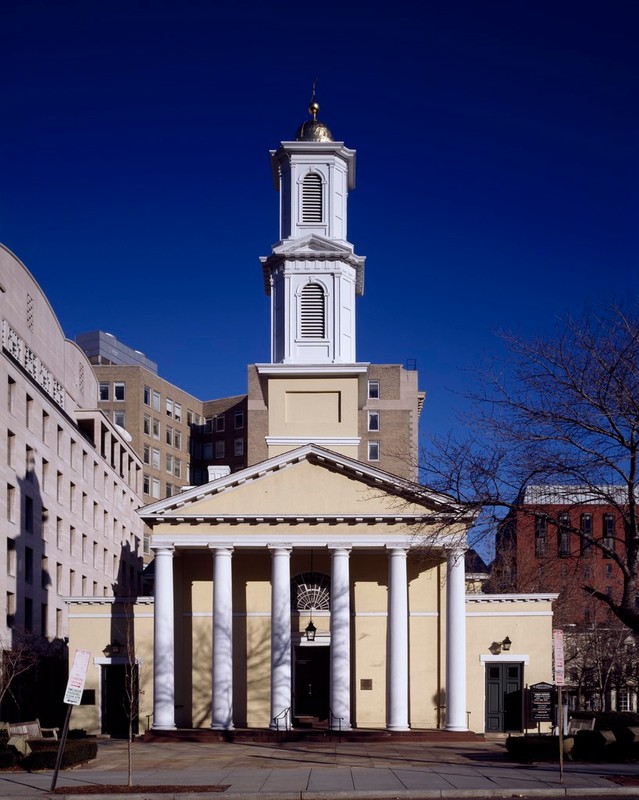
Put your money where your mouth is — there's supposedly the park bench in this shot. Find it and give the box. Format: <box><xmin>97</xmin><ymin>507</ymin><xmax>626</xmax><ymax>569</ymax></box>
<box><xmin>7</xmin><ymin>720</ymin><xmax>59</xmax><ymax>756</ymax></box>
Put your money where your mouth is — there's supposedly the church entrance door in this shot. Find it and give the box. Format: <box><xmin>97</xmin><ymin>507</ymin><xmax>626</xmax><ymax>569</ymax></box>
<box><xmin>293</xmin><ymin>646</ymin><xmax>330</xmax><ymax>724</ymax></box>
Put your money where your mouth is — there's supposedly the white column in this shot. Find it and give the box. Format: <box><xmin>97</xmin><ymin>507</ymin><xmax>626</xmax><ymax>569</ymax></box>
<box><xmin>211</xmin><ymin>545</ymin><xmax>234</xmax><ymax>729</ymax></box>
<box><xmin>445</xmin><ymin>547</ymin><xmax>468</xmax><ymax>731</ymax></box>
<box><xmin>269</xmin><ymin>545</ymin><xmax>292</xmax><ymax>728</ymax></box>
<box><xmin>387</xmin><ymin>546</ymin><xmax>409</xmax><ymax>731</ymax></box>
<box><xmin>152</xmin><ymin>545</ymin><xmax>176</xmax><ymax>730</ymax></box>
<box><xmin>329</xmin><ymin>546</ymin><xmax>352</xmax><ymax>730</ymax></box>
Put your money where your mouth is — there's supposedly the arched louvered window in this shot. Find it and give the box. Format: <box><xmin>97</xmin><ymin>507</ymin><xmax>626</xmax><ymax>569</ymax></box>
<box><xmin>302</xmin><ymin>173</ymin><xmax>323</xmax><ymax>222</ymax></box>
<box><xmin>300</xmin><ymin>283</ymin><xmax>325</xmax><ymax>339</ymax></box>
<box><xmin>291</xmin><ymin>572</ymin><xmax>331</xmax><ymax>611</ymax></box>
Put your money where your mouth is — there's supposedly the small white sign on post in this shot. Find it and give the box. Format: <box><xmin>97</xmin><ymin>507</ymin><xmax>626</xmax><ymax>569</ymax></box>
<box><xmin>64</xmin><ymin>649</ymin><xmax>91</xmax><ymax>705</ymax></box>
<box><xmin>553</xmin><ymin>629</ymin><xmax>565</xmax><ymax>687</ymax></box>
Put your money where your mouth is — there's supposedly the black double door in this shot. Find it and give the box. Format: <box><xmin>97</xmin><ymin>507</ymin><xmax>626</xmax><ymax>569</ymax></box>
<box><xmin>485</xmin><ymin>662</ymin><xmax>523</xmax><ymax>732</ymax></box>
<box><xmin>294</xmin><ymin>646</ymin><xmax>330</xmax><ymax>722</ymax></box>
<box><xmin>101</xmin><ymin>664</ymin><xmax>139</xmax><ymax>738</ymax></box>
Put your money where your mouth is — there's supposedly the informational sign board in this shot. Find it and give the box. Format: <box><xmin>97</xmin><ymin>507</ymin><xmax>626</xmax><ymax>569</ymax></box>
<box><xmin>553</xmin><ymin>629</ymin><xmax>565</xmax><ymax>686</ymax></box>
<box><xmin>529</xmin><ymin>681</ymin><xmax>555</xmax><ymax>723</ymax></box>
<box><xmin>63</xmin><ymin>649</ymin><xmax>91</xmax><ymax>705</ymax></box>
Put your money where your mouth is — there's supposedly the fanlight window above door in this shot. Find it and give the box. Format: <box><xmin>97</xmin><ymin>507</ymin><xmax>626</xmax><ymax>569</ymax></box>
<box><xmin>291</xmin><ymin>572</ymin><xmax>331</xmax><ymax>610</ymax></box>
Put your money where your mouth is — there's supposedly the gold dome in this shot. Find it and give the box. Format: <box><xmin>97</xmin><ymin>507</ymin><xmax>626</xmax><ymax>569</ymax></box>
<box><xmin>295</xmin><ymin>100</ymin><xmax>333</xmax><ymax>142</ymax></box>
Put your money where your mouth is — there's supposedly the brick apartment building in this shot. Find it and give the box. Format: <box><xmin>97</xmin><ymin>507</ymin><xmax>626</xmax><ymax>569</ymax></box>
<box><xmin>492</xmin><ymin>485</ymin><xmax>626</xmax><ymax>627</ymax></box>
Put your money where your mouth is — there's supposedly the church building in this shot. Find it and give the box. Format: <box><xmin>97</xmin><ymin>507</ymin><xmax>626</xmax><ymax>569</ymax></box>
<box><xmin>67</xmin><ymin>102</ymin><xmax>556</xmax><ymax>736</ymax></box>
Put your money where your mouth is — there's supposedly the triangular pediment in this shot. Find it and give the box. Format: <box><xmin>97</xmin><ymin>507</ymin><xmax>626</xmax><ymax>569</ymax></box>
<box><xmin>271</xmin><ymin>234</ymin><xmax>356</xmax><ymax>257</ymax></box>
<box><xmin>139</xmin><ymin>444</ymin><xmax>468</xmax><ymax>525</ymax></box>
<box><xmin>260</xmin><ymin>236</ymin><xmax>365</xmax><ymax>295</ymax></box>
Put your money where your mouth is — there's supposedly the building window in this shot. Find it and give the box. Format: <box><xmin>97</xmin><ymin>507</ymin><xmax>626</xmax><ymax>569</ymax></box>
<box><xmin>166</xmin><ymin>484</ymin><xmax>173</xmax><ymax>498</ymax></box>
<box><xmin>152</xmin><ymin>448</ymin><xmax>160</xmax><ymax>470</ymax></box>
<box><xmin>152</xmin><ymin>418</ymin><xmax>160</xmax><ymax>439</ymax></box>
<box><xmin>174</xmin><ymin>458</ymin><xmax>182</xmax><ymax>479</ymax></box>
<box><xmin>215</xmin><ymin>441</ymin><xmax>225</xmax><ymax>459</ymax></box>
<box><xmin>166</xmin><ymin>454</ymin><xmax>173</xmax><ymax>474</ymax></box>
<box><xmin>25</xmin><ymin>546</ymin><xmax>33</xmax><ymax>584</ymax></box>
<box><xmin>166</xmin><ymin>425</ymin><xmax>173</xmax><ymax>446</ymax></box>
<box><xmin>6</xmin><ymin>484</ymin><xmax>15</xmax><ymax>522</ymax></box>
<box><xmin>7</xmin><ymin>539</ymin><xmax>16</xmax><ymax>576</ymax></box>
<box><xmin>203</xmin><ymin>443</ymin><xmax>213</xmax><ymax>460</ymax></box>
<box><xmin>618</xmin><ymin>689</ymin><xmax>632</xmax><ymax>712</ymax></box>
<box><xmin>368</xmin><ymin>441</ymin><xmax>380</xmax><ymax>461</ymax></box>
<box><xmin>24</xmin><ymin>598</ymin><xmax>32</xmax><ymax>633</ymax></box>
<box><xmin>535</xmin><ymin>515</ymin><xmax>547</xmax><ymax>557</ymax></box>
<box><xmin>26</xmin><ymin>395</ymin><xmax>33</xmax><ymax>429</ymax></box>
<box><xmin>174</xmin><ymin>430</ymin><xmax>181</xmax><ymax>450</ymax></box>
<box><xmin>300</xmin><ymin>283</ymin><xmax>325</xmax><ymax>339</ymax></box>
<box><xmin>205</xmin><ymin>417</ymin><xmax>213</xmax><ymax>433</ymax></box>
<box><xmin>234</xmin><ymin>438</ymin><xmax>244</xmax><ymax>457</ymax></box>
<box><xmin>215</xmin><ymin>415</ymin><xmax>225</xmax><ymax>433</ymax></box>
<box><xmin>114</xmin><ymin>382</ymin><xmax>125</xmax><ymax>401</ymax></box>
<box><xmin>603</xmin><ymin>513</ymin><xmax>615</xmax><ymax>555</ymax></box>
<box><xmin>174</xmin><ymin>403</ymin><xmax>182</xmax><ymax>422</ymax></box>
<box><xmin>368</xmin><ymin>410</ymin><xmax>380</xmax><ymax>431</ymax></box>
<box><xmin>144</xmin><ymin>414</ymin><xmax>151</xmax><ymax>435</ymax></box>
<box><xmin>234</xmin><ymin>411</ymin><xmax>244</xmax><ymax>429</ymax></box>
<box><xmin>7</xmin><ymin>430</ymin><xmax>15</xmax><ymax>467</ymax></box>
<box><xmin>301</xmin><ymin>172</ymin><xmax>323</xmax><ymax>222</ymax></box>
<box><xmin>24</xmin><ymin>495</ymin><xmax>34</xmax><ymax>533</ymax></box>
<box><xmin>6</xmin><ymin>592</ymin><xmax>15</xmax><ymax>628</ymax></box>
<box><xmin>143</xmin><ymin>474</ymin><xmax>150</xmax><ymax>495</ymax></box>
<box><xmin>581</xmin><ymin>513</ymin><xmax>593</xmax><ymax>555</ymax></box>
<box><xmin>152</xmin><ymin>391</ymin><xmax>161</xmax><ymax>412</ymax></box>
<box><xmin>143</xmin><ymin>445</ymin><xmax>150</xmax><ymax>465</ymax></box>
<box><xmin>114</xmin><ymin>411</ymin><xmax>126</xmax><ymax>428</ymax></box>
<box><xmin>143</xmin><ymin>386</ymin><xmax>151</xmax><ymax>406</ymax></box>
<box><xmin>166</xmin><ymin>398</ymin><xmax>173</xmax><ymax>417</ymax></box>
<box><xmin>7</xmin><ymin>377</ymin><xmax>15</xmax><ymax>414</ymax></box>
<box><xmin>99</xmin><ymin>382</ymin><xmax>109</xmax><ymax>401</ymax></box>
<box><xmin>558</xmin><ymin>512</ymin><xmax>570</xmax><ymax>557</ymax></box>
<box><xmin>152</xmin><ymin>477</ymin><xmax>160</xmax><ymax>499</ymax></box>
<box><xmin>368</xmin><ymin>380</ymin><xmax>380</xmax><ymax>399</ymax></box>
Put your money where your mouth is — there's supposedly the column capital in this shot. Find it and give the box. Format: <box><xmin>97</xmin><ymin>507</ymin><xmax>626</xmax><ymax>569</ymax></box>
<box><xmin>385</xmin><ymin>545</ymin><xmax>409</xmax><ymax>555</ymax></box>
<box><xmin>208</xmin><ymin>544</ymin><xmax>234</xmax><ymax>553</ymax></box>
<box><xmin>151</xmin><ymin>545</ymin><xmax>175</xmax><ymax>556</ymax></box>
<box><xmin>327</xmin><ymin>544</ymin><xmax>352</xmax><ymax>554</ymax></box>
<box><xmin>267</xmin><ymin>543</ymin><xmax>293</xmax><ymax>553</ymax></box>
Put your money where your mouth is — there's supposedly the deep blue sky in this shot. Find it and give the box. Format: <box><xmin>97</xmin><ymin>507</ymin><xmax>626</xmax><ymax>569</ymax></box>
<box><xmin>2</xmin><ymin>1</ymin><xmax>638</xmax><ymax>445</ymax></box>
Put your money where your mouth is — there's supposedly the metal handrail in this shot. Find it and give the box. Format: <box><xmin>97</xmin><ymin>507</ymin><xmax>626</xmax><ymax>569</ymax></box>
<box><xmin>273</xmin><ymin>706</ymin><xmax>291</xmax><ymax>743</ymax></box>
<box><xmin>328</xmin><ymin>707</ymin><xmax>343</xmax><ymax>742</ymax></box>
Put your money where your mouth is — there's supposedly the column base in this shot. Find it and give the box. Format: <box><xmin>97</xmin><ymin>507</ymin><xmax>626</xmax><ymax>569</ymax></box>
<box><xmin>387</xmin><ymin>724</ymin><xmax>410</xmax><ymax>732</ymax></box>
<box><xmin>445</xmin><ymin>725</ymin><xmax>469</xmax><ymax>732</ymax></box>
<box><xmin>210</xmin><ymin>724</ymin><xmax>235</xmax><ymax>731</ymax></box>
<box><xmin>152</xmin><ymin>724</ymin><xmax>177</xmax><ymax>731</ymax></box>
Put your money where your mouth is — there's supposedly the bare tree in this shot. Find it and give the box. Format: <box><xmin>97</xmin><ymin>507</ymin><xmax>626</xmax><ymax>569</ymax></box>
<box><xmin>0</xmin><ymin>632</ymin><xmax>41</xmax><ymax>712</ymax></box>
<box><xmin>420</xmin><ymin>304</ymin><xmax>639</xmax><ymax>631</ymax></box>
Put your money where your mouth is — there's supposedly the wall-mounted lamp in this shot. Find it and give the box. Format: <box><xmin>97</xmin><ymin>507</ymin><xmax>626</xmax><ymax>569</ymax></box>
<box><xmin>489</xmin><ymin>636</ymin><xmax>512</xmax><ymax>656</ymax></box>
<box><xmin>305</xmin><ymin>619</ymin><xmax>317</xmax><ymax>642</ymax></box>
<box><xmin>103</xmin><ymin>638</ymin><xmax>122</xmax><ymax>657</ymax></box>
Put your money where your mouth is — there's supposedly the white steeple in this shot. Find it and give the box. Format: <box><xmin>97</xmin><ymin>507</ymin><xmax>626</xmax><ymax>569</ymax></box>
<box><xmin>260</xmin><ymin>101</ymin><xmax>365</xmax><ymax>365</ymax></box>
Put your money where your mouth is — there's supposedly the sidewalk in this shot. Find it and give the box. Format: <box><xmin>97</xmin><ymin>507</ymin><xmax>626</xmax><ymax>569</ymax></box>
<box><xmin>1</xmin><ymin>737</ymin><xmax>639</xmax><ymax>798</ymax></box>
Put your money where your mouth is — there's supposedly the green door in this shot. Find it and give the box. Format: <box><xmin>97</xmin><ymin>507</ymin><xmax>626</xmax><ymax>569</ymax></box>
<box><xmin>485</xmin><ymin>663</ymin><xmax>523</xmax><ymax>732</ymax></box>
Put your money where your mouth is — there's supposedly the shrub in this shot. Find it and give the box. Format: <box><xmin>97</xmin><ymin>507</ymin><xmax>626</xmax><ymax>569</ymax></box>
<box><xmin>23</xmin><ymin>740</ymin><xmax>97</xmax><ymax>771</ymax></box>
<box><xmin>506</xmin><ymin>735</ymin><xmax>560</xmax><ymax>762</ymax></box>
<box><xmin>0</xmin><ymin>748</ymin><xmax>18</xmax><ymax>769</ymax></box>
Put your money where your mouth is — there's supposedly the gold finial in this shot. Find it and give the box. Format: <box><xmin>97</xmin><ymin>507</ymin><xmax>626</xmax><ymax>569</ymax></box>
<box><xmin>309</xmin><ymin>78</ymin><xmax>319</xmax><ymax>119</ymax></box>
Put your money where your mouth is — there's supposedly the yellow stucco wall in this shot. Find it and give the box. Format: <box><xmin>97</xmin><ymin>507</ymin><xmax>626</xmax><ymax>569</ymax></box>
<box><xmin>66</xmin><ymin>600</ymin><xmax>154</xmax><ymax>735</ymax></box>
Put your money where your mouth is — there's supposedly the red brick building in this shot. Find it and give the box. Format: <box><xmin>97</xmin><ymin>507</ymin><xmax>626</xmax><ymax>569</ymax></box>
<box><xmin>491</xmin><ymin>486</ymin><xmax>626</xmax><ymax>627</ymax></box>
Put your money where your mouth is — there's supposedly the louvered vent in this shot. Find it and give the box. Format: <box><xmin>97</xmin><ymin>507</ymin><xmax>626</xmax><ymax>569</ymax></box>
<box><xmin>300</xmin><ymin>284</ymin><xmax>325</xmax><ymax>338</ymax></box>
<box><xmin>302</xmin><ymin>173</ymin><xmax>322</xmax><ymax>222</ymax></box>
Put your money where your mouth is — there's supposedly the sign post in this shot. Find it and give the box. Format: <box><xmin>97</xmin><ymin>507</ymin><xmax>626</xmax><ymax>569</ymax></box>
<box><xmin>50</xmin><ymin>649</ymin><xmax>91</xmax><ymax>791</ymax></box>
<box><xmin>553</xmin><ymin>629</ymin><xmax>565</xmax><ymax>784</ymax></box>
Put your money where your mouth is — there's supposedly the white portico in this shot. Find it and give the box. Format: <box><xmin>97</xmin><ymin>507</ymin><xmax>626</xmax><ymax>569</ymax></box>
<box><xmin>141</xmin><ymin>444</ymin><xmax>472</xmax><ymax>732</ymax></box>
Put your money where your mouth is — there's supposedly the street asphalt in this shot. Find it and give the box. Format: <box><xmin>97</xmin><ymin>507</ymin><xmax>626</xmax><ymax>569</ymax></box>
<box><xmin>1</xmin><ymin>737</ymin><xmax>639</xmax><ymax>799</ymax></box>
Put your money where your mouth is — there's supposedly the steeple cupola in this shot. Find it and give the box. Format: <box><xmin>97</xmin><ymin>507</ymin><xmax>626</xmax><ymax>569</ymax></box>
<box><xmin>260</xmin><ymin>101</ymin><xmax>366</xmax><ymax>365</ymax></box>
